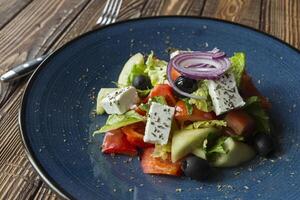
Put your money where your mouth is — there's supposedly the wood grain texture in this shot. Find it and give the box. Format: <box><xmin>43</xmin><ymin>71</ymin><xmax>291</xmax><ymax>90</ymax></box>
<box><xmin>141</xmin><ymin>0</ymin><xmax>205</xmax><ymax>16</ymax></box>
<box><xmin>0</xmin><ymin>0</ymin><xmax>32</xmax><ymax>29</ymax></box>
<box><xmin>0</xmin><ymin>0</ymin><xmax>90</xmax><ymax>74</ymax></box>
<box><xmin>261</xmin><ymin>0</ymin><xmax>300</xmax><ymax>49</ymax></box>
<box><xmin>202</xmin><ymin>0</ymin><xmax>262</xmax><ymax>28</ymax></box>
<box><xmin>49</xmin><ymin>0</ymin><xmax>108</xmax><ymax>51</ymax></box>
<box><xmin>118</xmin><ymin>0</ymin><xmax>146</xmax><ymax>20</ymax></box>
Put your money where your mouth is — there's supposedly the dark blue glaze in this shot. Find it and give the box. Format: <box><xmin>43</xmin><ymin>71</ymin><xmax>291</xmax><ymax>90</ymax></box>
<box><xmin>21</xmin><ymin>17</ymin><xmax>300</xmax><ymax>200</ymax></box>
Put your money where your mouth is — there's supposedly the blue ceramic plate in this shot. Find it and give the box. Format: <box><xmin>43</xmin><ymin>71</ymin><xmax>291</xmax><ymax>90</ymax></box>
<box><xmin>20</xmin><ymin>17</ymin><xmax>300</xmax><ymax>200</ymax></box>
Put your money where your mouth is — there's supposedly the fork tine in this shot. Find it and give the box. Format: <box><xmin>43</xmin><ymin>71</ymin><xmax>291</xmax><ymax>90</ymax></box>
<box><xmin>103</xmin><ymin>0</ymin><xmax>118</xmax><ymax>25</ymax></box>
<box><xmin>97</xmin><ymin>0</ymin><xmax>122</xmax><ymax>25</ymax></box>
<box><xmin>101</xmin><ymin>0</ymin><xmax>117</xmax><ymax>25</ymax></box>
<box><xmin>110</xmin><ymin>0</ymin><xmax>122</xmax><ymax>23</ymax></box>
<box><xmin>96</xmin><ymin>0</ymin><xmax>113</xmax><ymax>25</ymax></box>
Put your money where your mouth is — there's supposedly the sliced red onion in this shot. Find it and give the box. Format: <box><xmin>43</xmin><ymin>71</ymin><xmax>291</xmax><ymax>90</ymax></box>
<box><xmin>170</xmin><ymin>51</ymin><xmax>230</xmax><ymax>80</ymax></box>
<box><xmin>166</xmin><ymin>48</ymin><xmax>231</xmax><ymax>99</ymax></box>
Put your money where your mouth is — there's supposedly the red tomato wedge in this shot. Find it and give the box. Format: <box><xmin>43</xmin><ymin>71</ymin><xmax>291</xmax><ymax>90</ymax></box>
<box><xmin>225</xmin><ymin>110</ymin><xmax>255</xmax><ymax>136</ymax></box>
<box><xmin>175</xmin><ymin>100</ymin><xmax>216</xmax><ymax>122</ymax></box>
<box><xmin>149</xmin><ymin>84</ymin><xmax>177</xmax><ymax>106</ymax></box>
<box><xmin>102</xmin><ymin>129</ymin><xmax>137</xmax><ymax>156</ymax></box>
<box><xmin>140</xmin><ymin>147</ymin><xmax>182</xmax><ymax>176</ymax></box>
<box><xmin>240</xmin><ymin>72</ymin><xmax>271</xmax><ymax>109</ymax></box>
<box><xmin>121</xmin><ymin>123</ymin><xmax>153</xmax><ymax>148</ymax></box>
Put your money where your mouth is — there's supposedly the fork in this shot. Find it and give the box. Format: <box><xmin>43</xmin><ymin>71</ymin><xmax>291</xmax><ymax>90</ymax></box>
<box><xmin>0</xmin><ymin>0</ymin><xmax>123</xmax><ymax>83</ymax></box>
<box><xmin>97</xmin><ymin>0</ymin><xmax>123</xmax><ymax>25</ymax></box>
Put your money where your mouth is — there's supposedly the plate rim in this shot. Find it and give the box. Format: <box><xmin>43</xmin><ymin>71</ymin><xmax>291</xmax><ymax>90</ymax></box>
<box><xmin>19</xmin><ymin>15</ymin><xmax>300</xmax><ymax>200</ymax></box>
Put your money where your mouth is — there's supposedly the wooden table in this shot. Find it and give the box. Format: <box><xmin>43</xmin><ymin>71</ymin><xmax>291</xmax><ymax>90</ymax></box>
<box><xmin>0</xmin><ymin>0</ymin><xmax>299</xmax><ymax>199</ymax></box>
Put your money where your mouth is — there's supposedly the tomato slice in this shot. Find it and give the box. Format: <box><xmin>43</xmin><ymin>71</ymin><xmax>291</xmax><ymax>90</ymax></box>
<box><xmin>134</xmin><ymin>106</ymin><xmax>146</xmax><ymax>116</ymax></box>
<box><xmin>240</xmin><ymin>72</ymin><xmax>271</xmax><ymax>109</ymax></box>
<box><xmin>225</xmin><ymin>110</ymin><xmax>255</xmax><ymax>136</ymax></box>
<box><xmin>121</xmin><ymin>123</ymin><xmax>153</xmax><ymax>148</ymax></box>
<box><xmin>149</xmin><ymin>84</ymin><xmax>177</xmax><ymax>106</ymax></box>
<box><xmin>102</xmin><ymin>129</ymin><xmax>137</xmax><ymax>156</ymax></box>
<box><xmin>140</xmin><ymin>147</ymin><xmax>182</xmax><ymax>176</ymax></box>
<box><xmin>174</xmin><ymin>100</ymin><xmax>216</xmax><ymax>122</ymax></box>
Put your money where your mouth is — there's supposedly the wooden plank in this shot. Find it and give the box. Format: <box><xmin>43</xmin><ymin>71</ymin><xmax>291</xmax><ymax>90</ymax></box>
<box><xmin>0</xmin><ymin>0</ymin><xmax>32</xmax><ymax>29</ymax></box>
<box><xmin>0</xmin><ymin>0</ymin><xmax>91</xmax><ymax>75</ymax></box>
<box><xmin>202</xmin><ymin>0</ymin><xmax>262</xmax><ymax>28</ymax></box>
<box><xmin>49</xmin><ymin>0</ymin><xmax>108</xmax><ymax>51</ymax></box>
<box><xmin>261</xmin><ymin>0</ymin><xmax>300</xmax><ymax>49</ymax></box>
<box><xmin>118</xmin><ymin>0</ymin><xmax>146</xmax><ymax>20</ymax></box>
<box><xmin>141</xmin><ymin>0</ymin><xmax>205</xmax><ymax>16</ymax></box>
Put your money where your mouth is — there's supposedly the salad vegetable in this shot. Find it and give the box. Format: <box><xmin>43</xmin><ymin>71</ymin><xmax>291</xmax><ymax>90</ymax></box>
<box><xmin>94</xmin><ymin>49</ymin><xmax>275</xmax><ymax>181</ymax></box>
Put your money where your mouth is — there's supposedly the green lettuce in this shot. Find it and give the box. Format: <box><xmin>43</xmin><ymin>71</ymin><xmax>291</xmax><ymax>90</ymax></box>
<box><xmin>206</xmin><ymin>136</ymin><xmax>229</xmax><ymax>154</ymax></box>
<box><xmin>94</xmin><ymin>110</ymin><xmax>145</xmax><ymax>134</ymax></box>
<box><xmin>244</xmin><ymin>96</ymin><xmax>271</xmax><ymax>134</ymax></box>
<box><xmin>139</xmin><ymin>96</ymin><xmax>167</xmax><ymax>112</ymax></box>
<box><xmin>152</xmin><ymin>143</ymin><xmax>171</xmax><ymax>160</ymax></box>
<box><xmin>229</xmin><ymin>52</ymin><xmax>246</xmax><ymax>86</ymax></box>
<box><xmin>136</xmin><ymin>88</ymin><xmax>151</xmax><ymax>97</ymax></box>
<box><xmin>182</xmin><ymin>98</ymin><xmax>193</xmax><ymax>115</ymax></box>
<box><xmin>188</xmin><ymin>81</ymin><xmax>213</xmax><ymax>112</ymax></box>
<box><xmin>128</xmin><ymin>63</ymin><xmax>147</xmax><ymax>84</ymax></box>
<box><xmin>185</xmin><ymin>120</ymin><xmax>227</xmax><ymax>130</ymax></box>
<box><xmin>145</xmin><ymin>52</ymin><xmax>168</xmax><ymax>86</ymax></box>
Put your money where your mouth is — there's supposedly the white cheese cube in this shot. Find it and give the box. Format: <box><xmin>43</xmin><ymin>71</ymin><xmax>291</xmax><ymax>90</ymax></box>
<box><xmin>207</xmin><ymin>72</ymin><xmax>245</xmax><ymax>115</ymax></box>
<box><xmin>144</xmin><ymin>102</ymin><xmax>175</xmax><ymax>145</ymax></box>
<box><xmin>101</xmin><ymin>86</ymin><xmax>139</xmax><ymax>114</ymax></box>
<box><xmin>170</xmin><ymin>50</ymin><xmax>190</xmax><ymax>59</ymax></box>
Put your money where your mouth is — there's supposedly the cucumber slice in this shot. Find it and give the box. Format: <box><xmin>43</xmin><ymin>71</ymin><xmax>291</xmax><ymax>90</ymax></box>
<box><xmin>171</xmin><ymin>127</ymin><xmax>218</xmax><ymax>163</ymax></box>
<box><xmin>192</xmin><ymin>147</ymin><xmax>207</xmax><ymax>160</ymax></box>
<box><xmin>117</xmin><ymin>53</ymin><xmax>144</xmax><ymax>86</ymax></box>
<box><xmin>96</xmin><ymin>88</ymin><xmax>117</xmax><ymax>115</ymax></box>
<box><xmin>211</xmin><ymin>137</ymin><xmax>255</xmax><ymax>167</ymax></box>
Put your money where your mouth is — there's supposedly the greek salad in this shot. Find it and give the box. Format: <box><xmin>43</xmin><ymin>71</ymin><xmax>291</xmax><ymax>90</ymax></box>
<box><xmin>93</xmin><ymin>48</ymin><xmax>274</xmax><ymax>180</ymax></box>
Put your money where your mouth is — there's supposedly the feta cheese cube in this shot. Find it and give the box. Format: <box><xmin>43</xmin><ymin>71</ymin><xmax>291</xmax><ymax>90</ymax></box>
<box><xmin>101</xmin><ymin>86</ymin><xmax>139</xmax><ymax>114</ymax></box>
<box><xmin>170</xmin><ymin>50</ymin><xmax>190</xmax><ymax>59</ymax></box>
<box><xmin>207</xmin><ymin>72</ymin><xmax>245</xmax><ymax>115</ymax></box>
<box><xmin>144</xmin><ymin>102</ymin><xmax>175</xmax><ymax>145</ymax></box>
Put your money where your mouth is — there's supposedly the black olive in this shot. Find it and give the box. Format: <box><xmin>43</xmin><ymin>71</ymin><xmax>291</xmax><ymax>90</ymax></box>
<box><xmin>174</xmin><ymin>76</ymin><xmax>198</xmax><ymax>98</ymax></box>
<box><xmin>132</xmin><ymin>75</ymin><xmax>152</xmax><ymax>90</ymax></box>
<box><xmin>181</xmin><ymin>155</ymin><xmax>211</xmax><ymax>181</ymax></box>
<box><xmin>253</xmin><ymin>133</ymin><xmax>274</xmax><ymax>156</ymax></box>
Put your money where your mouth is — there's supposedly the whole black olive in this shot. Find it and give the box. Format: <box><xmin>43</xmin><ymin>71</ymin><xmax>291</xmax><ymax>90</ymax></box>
<box><xmin>181</xmin><ymin>155</ymin><xmax>211</xmax><ymax>181</ymax></box>
<box><xmin>253</xmin><ymin>133</ymin><xmax>274</xmax><ymax>157</ymax></box>
<box><xmin>132</xmin><ymin>75</ymin><xmax>152</xmax><ymax>90</ymax></box>
<box><xmin>174</xmin><ymin>76</ymin><xmax>198</xmax><ymax>98</ymax></box>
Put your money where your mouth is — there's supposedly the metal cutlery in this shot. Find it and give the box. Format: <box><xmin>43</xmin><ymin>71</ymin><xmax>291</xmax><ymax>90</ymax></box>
<box><xmin>0</xmin><ymin>0</ymin><xmax>123</xmax><ymax>83</ymax></box>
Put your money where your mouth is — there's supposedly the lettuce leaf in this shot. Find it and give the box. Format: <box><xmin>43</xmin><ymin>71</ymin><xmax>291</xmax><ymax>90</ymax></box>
<box><xmin>244</xmin><ymin>96</ymin><xmax>271</xmax><ymax>134</ymax></box>
<box><xmin>229</xmin><ymin>52</ymin><xmax>246</xmax><ymax>86</ymax></box>
<box><xmin>128</xmin><ymin>63</ymin><xmax>147</xmax><ymax>84</ymax></box>
<box><xmin>137</xmin><ymin>88</ymin><xmax>151</xmax><ymax>97</ymax></box>
<box><xmin>207</xmin><ymin>136</ymin><xmax>229</xmax><ymax>154</ymax></box>
<box><xmin>94</xmin><ymin>110</ymin><xmax>145</xmax><ymax>134</ymax></box>
<box><xmin>145</xmin><ymin>52</ymin><xmax>168</xmax><ymax>86</ymax></box>
<box><xmin>139</xmin><ymin>96</ymin><xmax>167</xmax><ymax>112</ymax></box>
<box><xmin>185</xmin><ymin>120</ymin><xmax>227</xmax><ymax>130</ymax></box>
<box><xmin>188</xmin><ymin>81</ymin><xmax>213</xmax><ymax>112</ymax></box>
<box><xmin>182</xmin><ymin>98</ymin><xmax>193</xmax><ymax>115</ymax></box>
<box><xmin>152</xmin><ymin>143</ymin><xmax>171</xmax><ymax>160</ymax></box>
